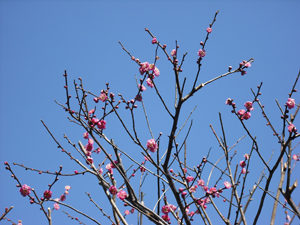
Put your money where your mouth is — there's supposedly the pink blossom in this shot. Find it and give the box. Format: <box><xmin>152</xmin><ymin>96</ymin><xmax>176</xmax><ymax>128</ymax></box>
<box><xmin>86</xmin><ymin>143</ymin><xmax>93</xmax><ymax>152</ymax></box>
<box><xmin>135</xmin><ymin>94</ymin><xmax>143</xmax><ymax>102</ymax></box>
<box><xmin>154</xmin><ymin>67</ymin><xmax>160</xmax><ymax>77</ymax></box>
<box><xmin>109</xmin><ymin>186</ymin><xmax>117</xmax><ymax>195</ymax></box>
<box><xmin>99</xmin><ymin>168</ymin><xmax>103</xmax><ymax>174</ymax></box>
<box><xmin>292</xmin><ymin>154</ymin><xmax>299</xmax><ymax>161</ymax></box>
<box><xmin>43</xmin><ymin>190</ymin><xmax>52</xmax><ymax>199</ymax></box>
<box><xmin>117</xmin><ymin>190</ymin><xmax>127</xmax><ymax>200</ymax></box>
<box><xmin>54</xmin><ymin>203</ymin><xmax>60</xmax><ymax>210</ymax></box>
<box><xmin>65</xmin><ymin>185</ymin><xmax>71</xmax><ymax>191</ymax></box>
<box><xmin>288</xmin><ymin>124</ymin><xmax>296</xmax><ymax>132</ymax></box>
<box><xmin>244</xmin><ymin>62</ymin><xmax>251</xmax><ymax>68</ymax></box>
<box><xmin>152</xmin><ymin>37</ymin><xmax>157</xmax><ymax>44</ymax></box>
<box><xmin>244</xmin><ymin>154</ymin><xmax>249</xmax><ymax>160</ymax></box>
<box><xmin>162</xmin><ymin>214</ymin><xmax>170</xmax><ymax>222</ymax></box>
<box><xmin>130</xmin><ymin>208</ymin><xmax>135</xmax><ymax>214</ymax></box>
<box><xmin>171</xmin><ymin>49</ymin><xmax>176</xmax><ymax>56</ymax></box>
<box><xmin>183</xmin><ymin>168</ymin><xmax>187</xmax><ymax>174</ymax></box>
<box><xmin>189</xmin><ymin>211</ymin><xmax>195</xmax><ymax>217</ymax></box>
<box><xmin>139</xmin><ymin>62</ymin><xmax>150</xmax><ymax>75</ymax></box>
<box><xmin>96</xmin><ymin>147</ymin><xmax>101</xmax><ymax>154</ymax></box>
<box><xmin>244</xmin><ymin>101</ymin><xmax>254</xmax><ymax>111</ymax></box>
<box><xmin>224</xmin><ymin>181</ymin><xmax>232</xmax><ymax>189</ymax></box>
<box><xmin>197</xmin><ymin>49</ymin><xmax>206</xmax><ymax>57</ymax></box>
<box><xmin>169</xmin><ymin>169</ymin><xmax>173</xmax><ymax>173</ymax></box>
<box><xmin>140</xmin><ymin>166</ymin><xmax>146</xmax><ymax>172</ymax></box>
<box><xmin>93</xmin><ymin>97</ymin><xmax>99</xmax><ymax>103</ymax></box>
<box><xmin>88</xmin><ymin>138</ymin><xmax>94</xmax><ymax>145</ymax></box>
<box><xmin>91</xmin><ymin>118</ymin><xmax>99</xmax><ymax>124</ymax></box>
<box><xmin>169</xmin><ymin>204</ymin><xmax>177</xmax><ymax>211</ymax></box>
<box><xmin>97</xmin><ymin>120</ymin><xmax>106</xmax><ymax>130</ymax></box>
<box><xmin>99</xmin><ymin>93</ymin><xmax>107</xmax><ymax>102</ymax></box>
<box><xmin>238</xmin><ymin>109</ymin><xmax>246</xmax><ymax>116</ymax></box>
<box><xmin>89</xmin><ymin>109</ymin><xmax>95</xmax><ymax>115</ymax></box>
<box><xmin>178</xmin><ymin>187</ymin><xmax>184</xmax><ymax>193</ymax></box>
<box><xmin>189</xmin><ymin>186</ymin><xmax>197</xmax><ymax>193</ymax></box>
<box><xmin>241</xmin><ymin>70</ymin><xmax>247</xmax><ymax>76</ymax></box>
<box><xmin>86</xmin><ymin>157</ymin><xmax>93</xmax><ymax>165</ymax></box>
<box><xmin>19</xmin><ymin>184</ymin><xmax>31</xmax><ymax>197</ymax></box>
<box><xmin>83</xmin><ymin>132</ymin><xmax>89</xmax><ymax>139</ymax></box>
<box><xmin>146</xmin><ymin>139</ymin><xmax>158</xmax><ymax>153</ymax></box>
<box><xmin>149</xmin><ymin>64</ymin><xmax>155</xmax><ymax>71</ymax></box>
<box><xmin>240</xmin><ymin>160</ymin><xmax>246</xmax><ymax>168</ymax></box>
<box><xmin>198</xmin><ymin>179</ymin><xmax>205</xmax><ymax>187</ymax></box>
<box><xmin>206</xmin><ymin>27</ymin><xmax>212</xmax><ymax>33</ymax></box>
<box><xmin>241</xmin><ymin>168</ymin><xmax>246</xmax><ymax>174</ymax></box>
<box><xmin>186</xmin><ymin>176</ymin><xmax>194</xmax><ymax>182</ymax></box>
<box><xmin>138</xmin><ymin>84</ymin><xmax>146</xmax><ymax>91</ymax></box>
<box><xmin>242</xmin><ymin>112</ymin><xmax>251</xmax><ymax>120</ymax></box>
<box><xmin>162</xmin><ymin>205</ymin><xmax>171</xmax><ymax>214</ymax></box>
<box><xmin>125</xmin><ymin>210</ymin><xmax>130</xmax><ymax>215</ymax></box>
<box><xmin>286</xmin><ymin>98</ymin><xmax>295</xmax><ymax>109</ymax></box>
<box><xmin>146</xmin><ymin>78</ymin><xmax>154</xmax><ymax>88</ymax></box>
<box><xmin>181</xmin><ymin>191</ymin><xmax>187</xmax><ymax>197</ymax></box>
<box><xmin>60</xmin><ymin>194</ymin><xmax>66</xmax><ymax>201</ymax></box>
<box><xmin>225</xmin><ymin>98</ymin><xmax>232</xmax><ymax>105</ymax></box>
<box><xmin>106</xmin><ymin>163</ymin><xmax>112</xmax><ymax>170</ymax></box>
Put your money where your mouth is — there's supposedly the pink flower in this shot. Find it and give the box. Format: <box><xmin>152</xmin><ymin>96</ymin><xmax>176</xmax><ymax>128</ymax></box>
<box><xmin>161</xmin><ymin>205</ymin><xmax>171</xmax><ymax>214</ymax></box>
<box><xmin>241</xmin><ymin>70</ymin><xmax>247</xmax><ymax>76</ymax></box>
<box><xmin>162</xmin><ymin>214</ymin><xmax>170</xmax><ymax>222</ymax></box>
<box><xmin>244</xmin><ymin>154</ymin><xmax>249</xmax><ymax>160</ymax></box>
<box><xmin>99</xmin><ymin>93</ymin><xmax>107</xmax><ymax>102</ymax></box>
<box><xmin>140</xmin><ymin>166</ymin><xmax>146</xmax><ymax>172</ymax></box>
<box><xmin>240</xmin><ymin>160</ymin><xmax>246</xmax><ymax>168</ymax></box>
<box><xmin>171</xmin><ymin>49</ymin><xmax>176</xmax><ymax>56</ymax></box>
<box><xmin>244</xmin><ymin>62</ymin><xmax>251</xmax><ymax>68</ymax></box>
<box><xmin>169</xmin><ymin>204</ymin><xmax>177</xmax><ymax>211</ymax></box>
<box><xmin>99</xmin><ymin>168</ymin><xmax>103</xmax><ymax>174</ymax></box>
<box><xmin>146</xmin><ymin>78</ymin><xmax>154</xmax><ymax>88</ymax></box>
<box><xmin>198</xmin><ymin>179</ymin><xmax>205</xmax><ymax>187</ymax></box>
<box><xmin>86</xmin><ymin>157</ymin><xmax>93</xmax><ymax>165</ymax></box>
<box><xmin>139</xmin><ymin>62</ymin><xmax>150</xmax><ymax>75</ymax></box>
<box><xmin>197</xmin><ymin>49</ymin><xmax>206</xmax><ymax>57</ymax></box>
<box><xmin>93</xmin><ymin>97</ymin><xmax>99</xmax><ymax>103</ymax></box>
<box><xmin>125</xmin><ymin>210</ymin><xmax>130</xmax><ymax>215</ymax></box>
<box><xmin>154</xmin><ymin>67</ymin><xmax>160</xmax><ymax>77</ymax></box>
<box><xmin>83</xmin><ymin>132</ymin><xmax>89</xmax><ymax>139</ymax></box>
<box><xmin>88</xmin><ymin>138</ymin><xmax>94</xmax><ymax>145</ymax></box>
<box><xmin>54</xmin><ymin>203</ymin><xmax>60</xmax><ymax>210</ymax></box>
<box><xmin>130</xmin><ymin>208</ymin><xmax>135</xmax><ymax>214</ymax></box>
<box><xmin>224</xmin><ymin>181</ymin><xmax>232</xmax><ymax>189</ymax></box>
<box><xmin>169</xmin><ymin>169</ymin><xmax>173</xmax><ymax>173</ymax></box>
<box><xmin>292</xmin><ymin>154</ymin><xmax>299</xmax><ymax>161</ymax></box>
<box><xmin>86</xmin><ymin>143</ymin><xmax>93</xmax><ymax>152</ymax></box>
<box><xmin>241</xmin><ymin>168</ymin><xmax>246</xmax><ymax>174</ymax></box>
<box><xmin>225</xmin><ymin>98</ymin><xmax>232</xmax><ymax>105</ymax></box>
<box><xmin>19</xmin><ymin>184</ymin><xmax>31</xmax><ymax>197</ymax></box>
<box><xmin>183</xmin><ymin>168</ymin><xmax>187</xmax><ymax>174</ymax></box>
<box><xmin>146</xmin><ymin>139</ymin><xmax>158</xmax><ymax>153</ymax></box>
<box><xmin>244</xmin><ymin>101</ymin><xmax>254</xmax><ymax>111</ymax></box>
<box><xmin>178</xmin><ymin>187</ymin><xmax>184</xmax><ymax>193</ymax></box>
<box><xmin>206</xmin><ymin>27</ymin><xmax>212</xmax><ymax>33</ymax></box>
<box><xmin>60</xmin><ymin>194</ymin><xmax>66</xmax><ymax>201</ymax></box>
<box><xmin>238</xmin><ymin>109</ymin><xmax>246</xmax><ymax>115</ymax></box>
<box><xmin>89</xmin><ymin>109</ymin><xmax>95</xmax><ymax>115</ymax></box>
<box><xmin>97</xmin><ymin>120</ymin><xmax>106</xmax><ymax>130</ymax></box>
<box><xmin>117</xmin><ymin>190</ymin><xmax>127</xmax><ymax>200</ymax></box>
<box><xmin>135</xmin><ymin>94</ymin><xmax>143</xmax><ymax>102</ymax></box>
<box><xmin>286</xmin><ymin>98</ymin><xmax>295</xmax><ymax>109</ymax></box>
<box><xmin>189</xmin><ymin>186</ymin><xmax>197</xmax><ymax>193</ymax></box>
<box><xmin>43</xmin><ymin>190</ymin><xmax>52</xmax><ymax>200</ymax></box>
<box><xmin>242</xmin><ymin>112</ymin><xmax>251</xmax><ymax>120</ymax></box>
<box><xmin>186</xmin><ymin>176</ymin><xmax>194</xmax><ymax>182</ymax></box>
<box><xmin>138</xmin><ymin>84</ymin><xmax>146</xmax><ymax>91</ymax></box>
<box><xmin>65</xmin><ymin>185</ymin><xmax>71</xmax><ymax>191</ymax></box>
<box><xmin>288</xmin><ymin>124</ymin><xmax>296</xmax><ymax>132</ymax></box>
<box><xmin>152</xmin><ymin>38</ymin><xmax>157</xmax><ymax>44</ymax></box>
<box><xmin>109</xmin><ymin>186</ymin><xmax>117</xmax><ymax>195</ymax></box>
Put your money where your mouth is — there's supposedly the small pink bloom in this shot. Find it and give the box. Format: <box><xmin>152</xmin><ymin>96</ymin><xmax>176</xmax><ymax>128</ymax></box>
<box><xmin>99</xmin><ymin>93</ymin><xmax>107</xmax><ymax>102</ymax></box>
<box><xmin>86</xmin><ymin>157</ymin><xmax>93</xmax><ymax>165</ymax></box>
<box><xmin>64</xmin><ymin>190</ymin><xmax>69</xmax><ymax>195</ymax></box>
<box><xmin>65</xmin><ymin>185</ymin><xmax>71</xmax><ymax>191</ymax></box>
<box><xmin>93</xmin><ymin>97</ymin><xmax>99</xmax><ymax>103</ymax></box>
<box><xmin>83</xmin><ymin>132</ymin><xmax>89</xmax><ymax>139</ymax></box>
<box><xmin>154</xmin><ymin>67</ymin><xmax>160</xmax><ymax>77</ymax></box>
<box><xmin>162</xmin><ymin>205</ymin><xmax>171</xmax><ymax>214</ymax></box>
<box><xmin>125</xmin><ymin>210</ymin><xmax>130</xmax><ymax>215</ymax></box>
<box><xmin>162</xmin><ymin>214</ymin><xmax>170</xmax><ymax>222</ymax></box>
<box><xmin>286</xmin><ymin>98</ymin><xmax>295</xmax><ymax>109</ymax></box>
<box><xmin>244</xmin><ymin>154</ymin><xmax>249</xmax><ymax>160</ymax></box>
<box><xmin>178</xmin><ymin>187</ymin><xmax>184</xmax><ymax>193</ymax></box>
<box><xmin>146</xmin><ymin>78</ymin><xmax>154</xmax><ymax>88</ymax></box>
<box><xmin>74</xmin><ymin>170</ymin><xmax>78</xmax><ymax>174</ymax></box>
<box><xmin>99</xmin><ymin>168</ymin><xmax>103</xmax><ymax>174</ymax></box>
<box><xmin>171</xmin><ymin>49</ymin><xmax>176</xmax><ymax>56</ymax></box>
<box><xmin>181</xmin><ymin>192</ymin><xmax>187</xmax><ymax>197</ymax></box>
<box><xmin>244</xmin><ymin>101</ymin><xmax>254</xmax><ymax>111</ymax></box>
<box><xmin>189</xmin><ymin>186</ymin><xmax>197</xmax><ymax>193</ymax></box>
<box><xmin>241</xmin><ymin>168</ymin><xmax>246</xmax><ymax>174</ymax></box>
<box><xmin>242</xmin><ymin>112</ymin><xmax>251</xmax><ymax>120</ymax></box>
<box><xmin>86</xmin><ymin>143</ymin><xmax>93</xmax><ymax>152</ymax></box>
<box><xmin>19</xmin><ymin>184</ymin><xmax>31</xmax><ymax>197</ymax></box>
<box><xmin>169</xmin><ymin>204</ymin><xmax>177</xmax><ymax>211</ymax></box>
<box><xmin>109</xmin><ymin>186</ymin><xmax>117</xmax><ymax>195</ymax></box>
<box><xmin>96</xmin><ymin>147</ymin><xmax>101</xmax><ymax>154</ymax></box>
<box><xmin>146</xmin><ymin>139</ymin><xmax>158</xmax><ymax>153</ymax></box>
<box><xmin>189</xmin><ymin>211</ymin><xmax>195</xmax><ymax>216</ymax></box>
<box><xmin>138</xmin><ymin>84</ymin><xmax>146</xmax><ymax>91</ymax></box>
<box><xmin>106</xmin><ymin>163</ymin><xmax>112</xmax><ymax>170</ymax></box>
<box><xmin>88</xmin><ymin>138</ymin><xmax>94</xmax><ymax>145</ymax></box>
<box><xmin>244</xmin><ymin>62</ymin><xmax>251</xmax><ymax>68</ymax></box>
<box><xmin>54</xmin><ymin>203</ymin><xmax>60</xmax><ymax>210</ymax></box>
<box><xmin>206</xmin><ymin>27</ymin><xmax>212</xmax><ymax>33</ymax></box>
<box><xmin>117</xmin><ymin>190</ymin><xmax>127</xmax><ymax>200</ymax></box>
<box><xmin>97</xmin><ymin>120</ymin><xmax>106</xmax><ymax>130</ymax></box>
<box><xmin>43</xmin><ymin>190</ymin><xmax>52</xmax><ymax>200</ymax></box>
<box><xmin>225</xmin><ymin>98</ymin><xmax>232</xmax><ymax>105</ymax></box>
<box><xmin>197</xmin><ymin>49</ymin><xmax>206</xmax><ymax>57</ymax></box>
<box><xmin>169</xmin><ymin>169</ymin><xmax>173</xmax><ymax>173</ymax></box>
<box><xmin>130</xmin><ymin>208</ymin><xmax>135</xmax><ymax>214</ymax></box>
<box><xmin>149</xmin><ymin>64</ymin><xmax>155</xmax><ymax>71</ymax></box>
<box><xmin>186</xmin><ymin>176</ymin><xmax>194</xmax><ymax>182</ymax></box>
<box><xmin>240</xmin><ymin>160</ymin><xmax>246</xmax><ymax>168</ymax></box>
<box><xmin>238</xmin><ymin>109</ymin><xmax>246</xmax><ymax>116</ymax></box>
<box><xmin>152</xmin><ymin>37</ymin><xmax>157</xmax><ymax>44</ymax></box>
<box><xmin>60</xmin><ymin>194</ymin><xmax>66</xmax><ymax>201</ymax></box>
<box><xmin>89</xmin><ymin>109</ymin><xmax>95</xmax><ymax>115</ymax></box>
<box><xmin>292</xmin><ymin>154</ymin><xmax>299</xmax><ymax>161</ymax></box>
<box><xmin>91</xmin><ymin>118</ymin><xmax>99</xmax><ymax>124</ymax></box>
<box><xmin>288</xmin><ymin>124</ymin><xmax>296</xmax><ymax>132</ymax></box>
<box><xmin>135</xmin><ymin>94</ymin><xmax>143</xmax><ymax>102</ymax></box>
<box><xmin>139</xmin><ymin>62</ymin><xmax>150</xmax><ymax>75</ymax></box>
<box><xmin>241</xmin><ymin>70</ymin><xmax>247</xmax><ymax>76</ymax></box>
<box><xmin>140</xmin><ymin>166</ymin><xmax>146</xmax><ymax>172</ymax></box>
<box><xmin>224</xmin><ymin>181</ymin><xmax>232</xmax><ymax>189</ymax></box>
<box><xmin>183</xmin><ymin>168</ymin><xmax>187</xmax><ymax>174</ymax></box>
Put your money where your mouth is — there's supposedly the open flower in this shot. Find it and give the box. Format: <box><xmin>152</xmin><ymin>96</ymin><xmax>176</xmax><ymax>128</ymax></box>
<box><xmin>224</xmin><ymin>181</ymin><xmax>232</xmax><ymax>189</ymax></box>
<box><xmin>146</xmin><ymin>139</ymin><xmax>158</xmax><ymax>153</ymax></box>
<box><xmin>19</xmin><ymin>184</ymin><xmax>31</xmax><ymax>197</ymax></box>
<box><xmin>286</xmin><ymin>98</ymin><xmax>295</xmax><ymax>109</ymax></box>
<box><xmin>117</xmin><ymin>190</ymin><xmax>127</xmax><ymax>200</ymax></box>
<box><xmin>197</xmin><ymin>49</ymin><xmax>206</xmax><ymax>57</ymax></box>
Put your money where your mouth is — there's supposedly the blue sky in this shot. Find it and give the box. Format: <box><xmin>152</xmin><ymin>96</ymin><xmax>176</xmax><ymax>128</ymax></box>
<box><xmin>1</xmin><ymin>1</ymin><xmax>299</xmax><ymax>224</ymax></box>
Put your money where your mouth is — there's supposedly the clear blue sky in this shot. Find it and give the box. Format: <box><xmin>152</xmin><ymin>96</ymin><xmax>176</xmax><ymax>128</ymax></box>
<box><xmin>0</xmin><ymin>1</ymin><xmax>299</xmax><ymax>225</ymax></box>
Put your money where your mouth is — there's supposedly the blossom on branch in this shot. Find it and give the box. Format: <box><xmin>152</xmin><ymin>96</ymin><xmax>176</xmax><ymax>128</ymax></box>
<box><xmin>146</xmin><ymin>139</ymin><xmax>158</xmax><ymax>153</ymax></box>
<box><xmin>43</xmin><ymin>190</ymin><xmax>52</xmax><ymax>199</ymax></box>
<box><xmin>286</xmin><ymin>98</ymin><xmax>295</xmax><ymax>109</ymax></box>
<box><xmin>19</xmin><ymin>184</ymin><xmax>31</xmax><ymax>197</ymax></box>
<box><xmin>117</xmin><ymin>190</ymin><xmax>127</xmax><ymax>200</ymax></box>
<box><xmin>197</xmin><ymin>49</ymin><xmax>206</xmax><ymax>57</ymax></box>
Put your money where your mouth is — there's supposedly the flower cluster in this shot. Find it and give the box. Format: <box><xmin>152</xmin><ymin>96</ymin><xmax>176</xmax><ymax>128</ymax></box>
<box><xmin>53</xmin><ymin>185</ymin><xmax>71</xmax><ymax>210</ymax></box>
<box><xmin>161</xmin><ymin>204</ymin><xmax>177</xmax><ymax>222</ymax></box>
<box><xmin>226</xmin><ymin>99</ymin><xmax>254</xmax><ymax>120</ymax></box>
